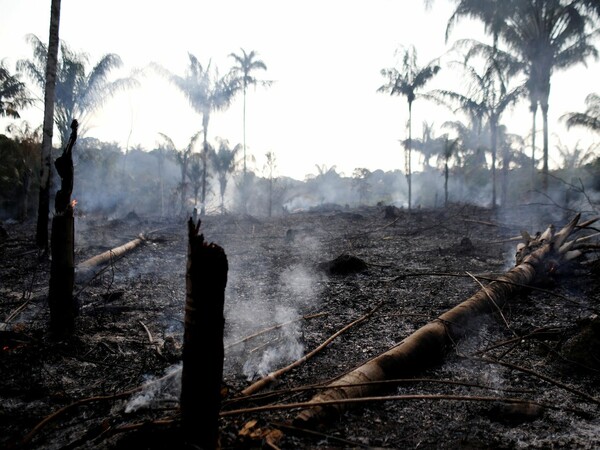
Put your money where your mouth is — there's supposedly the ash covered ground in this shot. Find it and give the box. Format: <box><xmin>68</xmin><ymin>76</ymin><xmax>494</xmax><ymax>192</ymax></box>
<box><xmin>1</xmin><ymin>204</ymin><xmax>599</xmax><ymax>449</ymax></box>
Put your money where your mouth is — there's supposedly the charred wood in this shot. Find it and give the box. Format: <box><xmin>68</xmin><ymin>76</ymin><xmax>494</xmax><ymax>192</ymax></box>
<box><xmin>48</xmin><ymin>120</ymin><xmax>78</xmax><ymax>335</ymax></box>
<box><xmin>295</xmin><ymin>214</ymin><xmax>598</xmax><ymax>426</ymax></box>
<box><xmin>181</xmin><ymin>218</ymin><xmax>228</xmax><ymax>449</ymax></box>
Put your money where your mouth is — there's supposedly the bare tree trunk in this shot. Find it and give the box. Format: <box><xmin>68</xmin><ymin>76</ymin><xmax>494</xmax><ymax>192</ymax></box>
<box><xmin>541</xmin><ymin>102</ymin><xmax>549</xmax><ymax>192</ymax></box>
<box><xmin>406</xmin><ymin>101</ymin><xmax>412</xmax><ymax>211</ymax></box>
<box><xmin>36</xmin><ymin>0</ymin><xmax>61</xmax><ymax>251</ymax></box>
<box><xmin>444</xmin><ymin>161</ymin><xmax>449</xmax><ymax>208</ymax></box>
<box><xmin>295</xmin><ymin>215</ymin><xmax>587</xmax><ymax>426</ymax></box>
<box><xmin>181</xmin><ymin>218</ymin><xmax>228</xmax><ymax>448</ymax></box>
<box><xmin>48</xmin><ymin>120</ymin><xmax>77</xmax><ymax>335</ymax></box>
<box><xmin>76</xmin><ymin>234</ymin><xmax>145</xmax><ymax>280</ymax></box>
<box><xmin>530</xmin><ymin>102</ymin><xmax>537</xmax><ymax>192</ymax></box>
<box><xmin>490</xmin><ymin>118</ymin><xmax>498</xmax><ymax>209</ymax></box>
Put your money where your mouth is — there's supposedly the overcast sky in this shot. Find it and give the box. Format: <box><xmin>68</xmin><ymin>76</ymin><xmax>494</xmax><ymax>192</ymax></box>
<box><xmin>1</xmin><ymin>0</ymin><xmax>598</xmax><ymax>180</ymax></box>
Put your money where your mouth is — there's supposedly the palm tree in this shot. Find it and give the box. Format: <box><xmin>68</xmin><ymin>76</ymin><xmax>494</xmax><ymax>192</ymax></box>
<box><xmin>18</xmin><ymin>35</ymin><xmax>137</xmax><ymax>147</ymax></box>
<box><xmin>451</xmin><ymin>0</ymin><xmax>600</xmax><ymax>190</ymax></box>
<box><xmin>446</xmin><ymin>0</ymin><xmax>516</xmax><ymax>51</ymax></box>
<box><xmin>496</xmin><ymin>125</ymin><xmax>525</xmax><ymax>206</ymax></box>
<box><xmin>0</xmin><ymin>61</ymin><xmax>32</xmax><ymax>118</ymax></box>
<box><xmin>562</xmin><ymin>93</ymin><xmax>600</xmax><ymax>133</ymax></box>
<box><xmin>429</xmin><ymin>59</ymin><xmax>525</xmax><ymax>207</ymax></box>
<box><xmin>228</xmin><ymin>48</ymin><xmax>269</xmax><ymax>177</ymax></box>
<box><xmin>158</xmin><ymin>131</ymin><xmax>202</xmax><ymax>215</ymax></box>
<box><xmin>264</xmin><ymin>151</ymin><xmax>277</xmax><ymax>217</ymax></box>
<box><xmin>211</xmin><ymin>138</ymin><xmax>241</xmax><ymax>214</ymax></box>
<box><xmin>188</xmin><ymin>152</ymin><xmax>204</xmax><ymax>208</ymax></box>
<box><xmin>440</xmin><ymin>136</ymin><xmax>460</xmax><ymax>207</ymax></box>
<box><xmin>378</xmin><ymin>46</ymin><xmax>440</xmax><ymax>210</ymax></box>
<box><xmin>35</xmin><ymin>0</ymin><xmax>61</xmax><ymax>251</ymax></box>
<box><xmin>154</xmin><ymin>54</ymin><xmax>237</xmax><ymax>215</ymax></box>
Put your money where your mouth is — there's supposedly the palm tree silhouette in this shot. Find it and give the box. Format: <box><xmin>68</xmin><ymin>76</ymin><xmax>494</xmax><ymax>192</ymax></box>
<box><xmin>448</xmin><ymin>0</ymin><xmax>600</xmax><ymax>190</ymax></box>
<box><xmin>378</xmin><ymin>46</ymin><xmax>440</xmax><ymax>210</ymax></box>
<box><xmin>429</xmin><ymin>59</ymin><xmax>524</xmax><ymax>207</ymax></box>
<box><xmin>562</xmin><ymin>93</ymin><xmax>600</xmax><ymax>133</ymax></box>
<box><xmin>211</xmin><ymin>138</ymin><xmax>241</xmax><ymax>214</ymax></box>
<box><xmin>154</xmin><ymin>54</ymin><xmax>237</xmax><ymax>215</ymax></box>
<box><xmin>0</xmin><ymin>61</ymin><xmax>32</xmax><ymax>118</ymax></box>
<box><xmin>228</xmin><ymin>48</ymin><xmax>269</xmax><ymax>176</ymax></box>
<box><xmin>18</xmin><ymin>35</ymin><xmax>137</xmax><ymax>148</ymax></box>
<box><xmin>157</xmin><ymin>131</ymin><xmax>202</xmax><ymax>215</ymax></box>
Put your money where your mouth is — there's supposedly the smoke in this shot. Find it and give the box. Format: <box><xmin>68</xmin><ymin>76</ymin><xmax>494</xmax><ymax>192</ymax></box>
<box><xmin>124</xmin><ymin>363</ymin><xmax>181</xmax><ymax>413</ymax></box>
<box><xmin>241</xmin><ymin>306</ymin><xmax>304</xmax><ymax>379</ymax></box>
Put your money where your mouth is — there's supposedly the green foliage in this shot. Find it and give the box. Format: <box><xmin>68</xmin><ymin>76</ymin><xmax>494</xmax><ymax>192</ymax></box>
<box><xmin>0</xmin><ymin>133</ymin><xmax>40</xmax><ymax>219</ymax></box>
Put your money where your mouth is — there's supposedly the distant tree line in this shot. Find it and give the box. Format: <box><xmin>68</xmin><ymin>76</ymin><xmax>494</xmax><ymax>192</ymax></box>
<box><xmin>1</xmin><ymin>0</ymin><xmax>600</xmax><ymax>224</ymax></box>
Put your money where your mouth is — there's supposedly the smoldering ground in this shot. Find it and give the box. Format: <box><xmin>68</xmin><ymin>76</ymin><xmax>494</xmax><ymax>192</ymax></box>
<box><xmin>1</xmin><ymin>200</ymin><xmax>600</xmax><ymax>448</ymax></box>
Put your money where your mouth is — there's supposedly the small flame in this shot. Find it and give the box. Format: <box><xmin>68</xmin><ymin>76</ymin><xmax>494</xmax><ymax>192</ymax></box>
<box><xmin>71</xmin><ymin>199</ymin><xmax>78</xmax><ymax>208</ymax></box>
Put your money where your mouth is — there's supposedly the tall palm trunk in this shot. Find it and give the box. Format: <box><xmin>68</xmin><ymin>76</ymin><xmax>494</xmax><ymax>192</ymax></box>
<box><xmin>530</xmin><ymin>102</ymin><xmax>538</xmax><ymax>191</ymax></box>
<box><xmin>490</xmin><ymin>117</ymin><xmax>498</xmax><ymax>209</ymax></box>
<box><xmin>200</xmin><ymin>116</ymin><xmax>209</xmax><ymax>216</ymax></box>
<box><xmin>241</xmin><ymin>83</ymin><xmax>249</xmax><ymax>214</ymax></box>
<box><xmin>242</xmin><ymin>84</ymin><xmax>247</xmax><ymax>176</ymax></box>
<box><xmin>36</xmin><ymin>0</ymin><xmax>61</xmax><ymax>251</ymax></box>
<box><xmin>444</xmin><ymin>160</ymin><xmax>449</xmax><ymax>207</ymax></box>
<box><xmin>406</xmin><ymin>101</ymin><xmax>412</xmax><ymax>211</ymax></box>
<box><xmin>541</xmin><ymin>100</ymin><xmax>549</xmax><ymax>191</ymax></box>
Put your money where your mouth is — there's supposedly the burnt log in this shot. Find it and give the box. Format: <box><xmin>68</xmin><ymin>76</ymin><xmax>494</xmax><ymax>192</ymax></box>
<box><xmin>295</xmin><ymin>214</ymin><xmax>597</xmax><ymax>426</ymax></box>
<box><xmin>181</xmin><ymin>218</ymin><xmax>228</xmax><ymax>449</ymax></box>
<box><xmin>48</xmin><ymin>120</ymin><xmax>78</xmax><ymax>335</ymax></box>
<box><xmin>76</xmin><ymin>235</ymin><xmax>145</xmax><ymax>280</ymax></box>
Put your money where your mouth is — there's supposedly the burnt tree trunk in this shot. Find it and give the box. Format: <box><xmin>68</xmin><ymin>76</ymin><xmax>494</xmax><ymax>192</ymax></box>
<box><xmin>181</xmin><ymin>218</ymin><xmax>228</xmax><ymax>449</ymax></box>
<box><xmin>295</xmin><ymin>214</ymin><xmax>591</xmax><ymax>426</ymax></box>
<box><xmin>48</xmin><ymin>120</ymin><xmax>78</xmax><ymax>335</ymax></box>
<box><xmin>76</xmin><ymin>234</ymin><xmax>145</xmax><ymax>280</ymax></box>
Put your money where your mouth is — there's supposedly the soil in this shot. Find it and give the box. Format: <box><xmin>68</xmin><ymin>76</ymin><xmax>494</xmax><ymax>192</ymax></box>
<box><xmin>1</xmin><ymin>204</ymin><xmax>599</xmax><ymax>449</ymax></box>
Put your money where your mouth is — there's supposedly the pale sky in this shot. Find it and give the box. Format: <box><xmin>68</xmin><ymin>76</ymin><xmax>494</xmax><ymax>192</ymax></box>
<box><xmin>1</xmin><ymin>0</ymin><xmax>598</xmax><ymax>180</ymax></box>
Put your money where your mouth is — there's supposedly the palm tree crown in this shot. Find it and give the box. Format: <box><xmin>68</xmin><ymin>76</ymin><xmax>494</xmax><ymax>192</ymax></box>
<box><xmin>562</xmin><ymin>92</ymin><xmax>600</xmax><ymax>133</ymax></box>
<box><xmin>378</xmin><ymin>45</ymin><xmax>440</xmax><ymax>210</ymax></box>
<box><xmin>0</xmin><ymin>61</ymin><xmax>32</xmax><ymax>118</ymax></box>
<box><xmin>18</xmin><ymin>35</ymin><xmax>137</xmax><ymax>147</ymax></box>
<box><xmin>447</xmin><ymin>0</ymin><xmax>600</xmax><ymax>189</ymax></box>
<box><xmin>229</xmin><ymin>48</ymin><xmax>269</xmax><ymax>176</ymax></box>
<box><xmin>154</xmin><ymin>54</ymin><xmax>238</xmax><ymax>214</ymax></box>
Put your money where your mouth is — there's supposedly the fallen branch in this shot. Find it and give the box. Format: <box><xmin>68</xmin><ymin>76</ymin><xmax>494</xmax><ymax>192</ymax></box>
<box><xmin>475</xmin><ymin>356</ymin><xmax>600</xmax><ymax>406</ymax></box>
<box><xmin>224</xmin><ymin>377</ymin><xmax>534</xmax><ymax>408</ymax></box>
<box><xmin>239</xmin><ymin>301</ymin><xmax>383</xmax><ymax>397</ymax></box>
<box><xmin>294</xmin><ymin>214</ymin><xmax>598</xmax><ymax>426</ymax></box>
<box><xmin>76</xmin><ymin>234</ymin><xmax>146</xmax><ymax>279</ymax></box>
<box><xmin>221</xmin><ymin>394</ymin><xmax>579</xmax><ymax>418</ymax></box>
<box><xmin>225</xmin><ymin>312</ymin><xmax>327</xmax><ymax>350</ymax></box>
<box><xmin>21</xmin><ymin>370</ymin><xmax>179</xmax><ymax>445</ymax></box>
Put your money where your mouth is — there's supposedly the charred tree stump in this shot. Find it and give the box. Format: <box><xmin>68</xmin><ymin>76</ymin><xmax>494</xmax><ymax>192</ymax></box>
<box><xmin>48</xmin><ymin>119</ymin><xmax>78</xmax><ymax>335</ymax></box>
<box><xmin>181</xmin><ymin>218</ymin><xmax>228</xmax><ymax>449</ymax></box>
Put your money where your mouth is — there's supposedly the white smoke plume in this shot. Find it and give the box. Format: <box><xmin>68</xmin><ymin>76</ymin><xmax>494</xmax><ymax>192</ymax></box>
<box><xmin>124</xmin><ymin>363</ymin><xmax>181</xmax><ymax>413</ymax></box>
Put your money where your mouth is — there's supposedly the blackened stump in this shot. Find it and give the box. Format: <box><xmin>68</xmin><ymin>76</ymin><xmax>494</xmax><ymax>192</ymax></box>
<box><xmin>182</xmin><ymin>218</ymin><xmax>228</xmax><ymax>449</ymax></box>
<box><xmin>48</xmin><ymin>119</ymin><xmax>78</xmax><ymax>335</ymax></box>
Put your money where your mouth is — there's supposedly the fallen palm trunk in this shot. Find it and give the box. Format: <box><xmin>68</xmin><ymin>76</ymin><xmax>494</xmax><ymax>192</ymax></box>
<box><xmin>295</xmin><ymin>214</ymin><xmax>597</xmax><ymax>426</ymax></box>
<box><xmin>76</xmin><ymin>234</ymin><xmax>145</xmax><ymax>280</ymax></box>
<box><xmin>181</xmin><ymin>218</ymin><xmax>228</xmax><ymax>449</ymax></box>
<box><xmin>48</xmin><ymin>120</ymin><xmax>78</xmax><ymax>335</ymax></box>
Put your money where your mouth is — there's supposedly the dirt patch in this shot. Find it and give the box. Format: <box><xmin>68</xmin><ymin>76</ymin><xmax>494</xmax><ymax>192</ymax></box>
<box><xmin>1</xmin><ymin>205</ymin><xmax>599</xmax><ymax>449</ymax></box>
